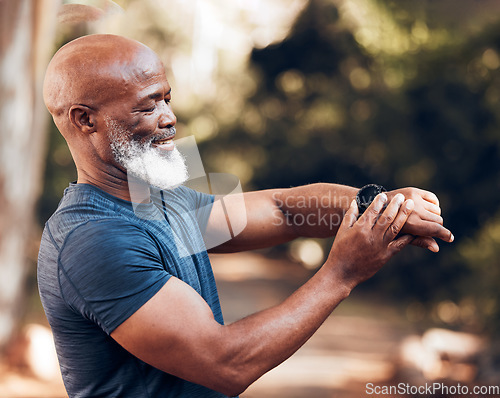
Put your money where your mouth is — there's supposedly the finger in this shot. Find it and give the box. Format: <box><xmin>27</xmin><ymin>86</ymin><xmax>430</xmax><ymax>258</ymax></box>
<box><xmin>360</xmin><ymin>193</ymin><xmax>388</xmax><ymax>227</ymax></box>
<box><xmin>414</xmin><ymin>220</ymin><xmax>454</xmax><ymax>243</ymax></box>
<box><xmin>373</xmin><ymin>193</ymin><xmax>405</xmax><ymax>234</ymax></box>
<box><xmin>340</xmin><ymin>199</ymin><xmax>359</xmax><ymax>230</ymax></box>
<box><xmin>388</xmin><ymin>234</ymin><xmax>414</xmax><ymax>254</ymax></box>
<box><xmin>421</xmin><ymin>211</ymin><xmax>444</xmax><ymax>226</ymax></box>
<box><xmin>384</xmin><ymin>199</ymin><xmax>414</xmax><ymax>242</ymax></box>
<box><xmin>421</xmin><ymin>190</ymin><xmax>440</xmax><ymax>206</ymax></box>
<box><xmin>410</xmin><ymin>236</ymin><xmax>439</xmax><ymax>253</ymax></box>
<box><xmin>423</xmin><ymin>201</ymin><xmax>441</xmax><ymax>216</ymax></box>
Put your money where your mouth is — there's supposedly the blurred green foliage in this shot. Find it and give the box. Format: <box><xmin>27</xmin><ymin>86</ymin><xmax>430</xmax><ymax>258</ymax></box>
<box><xmin>38</xmin><ymin>0</ymin><xmax>500</xmax><ymax>333</ymax></box>
<box><xmin>199</xmin><ymin>0</ymin><xmax>500</xmax><ymax>333</ymax></box>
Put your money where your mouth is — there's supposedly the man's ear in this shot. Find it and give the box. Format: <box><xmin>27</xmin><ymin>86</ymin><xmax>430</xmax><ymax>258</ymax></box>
<box><xmin>68</xmin><ymin>105</ymin><xmax>98</xmax><ymax>134</ymax></box>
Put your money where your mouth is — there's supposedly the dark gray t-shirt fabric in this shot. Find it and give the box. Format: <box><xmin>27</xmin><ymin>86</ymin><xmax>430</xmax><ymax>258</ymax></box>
<box><xmin>37</xmin><ymin>183</ymin><xmax>228</xmax><ymax>397</ymax></box>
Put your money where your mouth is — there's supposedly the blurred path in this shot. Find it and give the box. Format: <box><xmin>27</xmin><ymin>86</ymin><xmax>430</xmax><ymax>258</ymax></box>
<box><xmin>211</xmin><ymin>252</ymin><xmax>412</xmax><ymax>398</ymax></box>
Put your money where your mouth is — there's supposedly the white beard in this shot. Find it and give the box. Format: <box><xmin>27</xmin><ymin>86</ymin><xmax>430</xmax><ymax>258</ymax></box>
<box><xmin>107</xmin><ymin>119</ymin><xmax>189</xmax><ymax>190</ymax></box>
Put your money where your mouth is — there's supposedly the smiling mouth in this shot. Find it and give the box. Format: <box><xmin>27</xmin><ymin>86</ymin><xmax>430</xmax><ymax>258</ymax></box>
<box><xmin>152</xmin><ymin>127</ymin><xmax>176</xmax><ymax>146</ymax></box>
<box><xmin>151</xmin><ymin>132</ymin><xmax>176</xmax><ymax>151</ymax></box>
<box><xmin>152</xmin><ymin>137</ymin><xmax>174</xmax><ymax>145</ymax></box>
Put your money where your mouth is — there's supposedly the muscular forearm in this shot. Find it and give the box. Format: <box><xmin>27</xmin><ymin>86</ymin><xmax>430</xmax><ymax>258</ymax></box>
<box><xmin>206</xmin><ymin>183</ymin><xmax>358</xmax><ymax>253</ymax></box>
<box><xmin>274</xmin><ymin>183</ymin><xmax>358</xmax><ymax>238</ymax></box>
<box><xmin>208</xmin><ymin>182</ymin><xmax>452</xmax><ymax>254</ymax></box>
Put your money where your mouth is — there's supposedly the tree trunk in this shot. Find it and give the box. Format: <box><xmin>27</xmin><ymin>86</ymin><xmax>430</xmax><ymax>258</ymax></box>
<box><xmin>0</xmin><ymin>0</ymin><xmax>59</xmax><ymax>350</ymax></box>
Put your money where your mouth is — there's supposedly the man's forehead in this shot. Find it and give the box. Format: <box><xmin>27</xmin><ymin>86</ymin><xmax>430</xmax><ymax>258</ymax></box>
<box><xmin>135</xmin><ymin>81</ymin><xmax>172</xmax><ymax>102</ymax></box>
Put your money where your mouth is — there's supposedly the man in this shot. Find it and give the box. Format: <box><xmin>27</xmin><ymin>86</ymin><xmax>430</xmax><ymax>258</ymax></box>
<box><xmin>38</xmin><ymin>34</ymin><xmax>453</xmax><ymax>397</ymax></box>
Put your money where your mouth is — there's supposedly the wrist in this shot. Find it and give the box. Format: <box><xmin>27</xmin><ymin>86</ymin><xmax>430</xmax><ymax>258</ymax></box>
<box><xmin>319</xmin><ymin>259</ymin><xmax>355</xmax><ymax>299</ymax></box>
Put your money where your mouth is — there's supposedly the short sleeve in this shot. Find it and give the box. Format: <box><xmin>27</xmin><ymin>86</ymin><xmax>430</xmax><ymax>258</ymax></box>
<box><xmin>187</xmin><ymin>188</ymin><xmax>215</xmax><ymax>233</ymax></box>
<box><xmin>58</xmin><ymin>219</ymin><xmax>171</xmax><ymax>335</ymax></box>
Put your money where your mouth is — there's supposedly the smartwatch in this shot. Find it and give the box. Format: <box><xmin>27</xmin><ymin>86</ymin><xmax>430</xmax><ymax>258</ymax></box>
<box><xmin>356</xmin><ymin>184</ymin><xmax>387</xmax><ymax>214</ymax></box>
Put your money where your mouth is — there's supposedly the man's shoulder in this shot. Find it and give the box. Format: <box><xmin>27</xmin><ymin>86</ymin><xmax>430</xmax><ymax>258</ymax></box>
<box><xmin>61</xmin><ymin>219</ymin><xmax>156</xmax><ymax>262</ymax></box>
<box><xmin>43</xmin><ymin>183</ymin><xmax>138</xmax><ymax>250</ymax></box>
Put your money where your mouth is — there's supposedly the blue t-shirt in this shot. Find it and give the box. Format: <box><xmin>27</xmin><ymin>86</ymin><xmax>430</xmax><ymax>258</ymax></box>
<box><xmin>37</xmin><ymin>183</ymin><xmax>228</xmax><ymax>398</ymax></box>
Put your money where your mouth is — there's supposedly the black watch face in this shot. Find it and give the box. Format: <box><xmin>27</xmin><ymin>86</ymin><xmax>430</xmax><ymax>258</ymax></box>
<box><xmin>356</xmin><ymin>184</ymin><xmax>386</xmax><ymax>213</ymax></box>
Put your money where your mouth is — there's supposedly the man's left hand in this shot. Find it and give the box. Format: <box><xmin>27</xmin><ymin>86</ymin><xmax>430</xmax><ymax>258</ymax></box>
<box><xmin>387</xmin><ymin>187</ymin><xmax>454</xmax><ymax>252</ymax></box>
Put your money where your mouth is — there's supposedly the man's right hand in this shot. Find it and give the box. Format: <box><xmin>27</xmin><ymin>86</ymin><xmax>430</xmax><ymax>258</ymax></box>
<box><xmin>326</xmin><ymin>192</ymin><xmax>415</xmax><ymax>290</ymax></box>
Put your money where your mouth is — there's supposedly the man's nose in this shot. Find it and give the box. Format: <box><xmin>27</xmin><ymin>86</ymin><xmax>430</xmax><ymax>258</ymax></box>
<box><xmin>158</xmin><ymin>101</ymin><xmax>176</xmax><ymax>128</ymax></box>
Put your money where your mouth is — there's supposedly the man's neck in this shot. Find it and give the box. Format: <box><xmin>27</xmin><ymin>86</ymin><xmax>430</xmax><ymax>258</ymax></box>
<box><xmin>77</xmin><ymin>170</ymin><xmax>151</xmax><ymax>204</ymax></box>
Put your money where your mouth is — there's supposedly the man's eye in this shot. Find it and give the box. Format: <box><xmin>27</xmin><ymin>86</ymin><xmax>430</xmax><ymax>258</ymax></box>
<box><xmin>142</xmin><ymin>106</ymin><xmax>156</xmax><ymax>112</ymax></box>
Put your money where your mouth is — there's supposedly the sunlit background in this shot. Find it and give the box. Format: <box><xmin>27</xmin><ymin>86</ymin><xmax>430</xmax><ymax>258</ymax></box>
<box><xmin>1</xmin><ymin>0</ymin><xmax>500</xmax><ymax>396</ymax></box>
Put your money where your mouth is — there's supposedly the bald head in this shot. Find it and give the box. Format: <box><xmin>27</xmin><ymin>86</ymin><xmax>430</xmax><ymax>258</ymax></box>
<box><xmin>43</xmin><ymin>34</ymin><xmax>162</xmax><ymax>120</ymax></box>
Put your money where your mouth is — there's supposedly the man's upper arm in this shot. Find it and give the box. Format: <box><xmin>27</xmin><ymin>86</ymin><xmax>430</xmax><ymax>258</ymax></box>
<box><xmin>110</xmin><ymin>276</ymin><xmax>237</xmax><ymax>395</ymax></box>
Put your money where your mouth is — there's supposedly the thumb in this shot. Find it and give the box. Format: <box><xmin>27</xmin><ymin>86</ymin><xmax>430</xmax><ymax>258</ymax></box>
<box><xmin>340</xmin><ymin>200</ymin><xmax>358</xmax><ymax>230</ymax></box>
